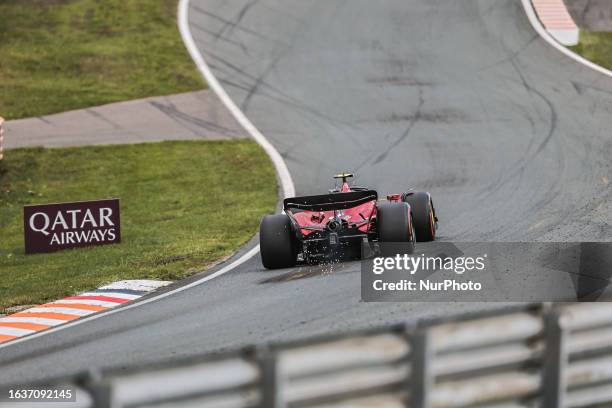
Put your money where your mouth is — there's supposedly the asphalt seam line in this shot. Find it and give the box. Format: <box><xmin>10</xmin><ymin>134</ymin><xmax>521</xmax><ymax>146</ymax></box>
<box><xmin>0</xmin><ymin>0</ymin><xmax>295</xmax><ymax>350</ymax></box>
<box><xmin>521</xmin><ymin>0</ymin><xmax>612</xmax><ymax>78</ymax></box>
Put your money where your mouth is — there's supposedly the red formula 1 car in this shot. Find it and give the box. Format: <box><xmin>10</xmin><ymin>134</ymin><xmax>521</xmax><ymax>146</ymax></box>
<box><xmin>259</xmin><ymin>173</ymin><xmax>438</xmax><ymax>269</ymax></box>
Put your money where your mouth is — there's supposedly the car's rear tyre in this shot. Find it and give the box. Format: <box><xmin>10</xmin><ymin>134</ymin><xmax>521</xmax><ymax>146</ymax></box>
<box><xmin>403</xmin><ymin>192</ymin><xmax>436</xmax><ymax>242</ymax></box>
<box><xmin>376</xmin><ymin>202</ymin><xmax>416</xmax><ymax>254</ymax></box>
<box><xmin>259</xmin><ymin>214</ymin><xmax>298</xmax><ymax>269</ymax></box>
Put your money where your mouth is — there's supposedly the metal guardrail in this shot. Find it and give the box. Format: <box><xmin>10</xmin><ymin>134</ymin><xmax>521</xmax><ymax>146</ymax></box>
<box><xmin>3</xmin><ymin>302</ymin><xmax>612</xmax><ymax>408</ymax></box>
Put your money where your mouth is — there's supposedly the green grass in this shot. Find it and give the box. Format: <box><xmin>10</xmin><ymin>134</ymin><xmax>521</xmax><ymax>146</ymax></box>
<box><xmin>570</xmin><ymin>31</ymin><xmax>612</xmax><ymax>71</ymax></box>
<box><xmin>0</xmin><ymin>0</ymin><xmax>204</xmax><ymax>119</ymax></box>
<box><xmin>0</xmin><ymin>140</ymin><xmax>276</xmax><ymax>312</ymax></box>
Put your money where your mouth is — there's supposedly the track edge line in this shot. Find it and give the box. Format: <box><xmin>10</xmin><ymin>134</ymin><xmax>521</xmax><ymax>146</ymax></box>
<box><xmin>521</xmin><ymin>0</ymin><xmax>612</xmax><ymax>79</ymax></box>
<box><xmin>177</xmin><ymin>0</ymin><xmax>295</xmax><ymax>198</ymax></box>
<box><xmin>0</xmin><ymin>245</ymin><xmax>261</xmax><ymax>350</ymax></box>
<box><xmin>0</xmin><ymin>0</ymin><xmax>293</xmax><ymax>350</ymax></box>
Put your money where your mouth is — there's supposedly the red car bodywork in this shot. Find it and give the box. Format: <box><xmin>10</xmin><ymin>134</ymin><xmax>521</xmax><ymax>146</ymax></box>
<box><xmin>260</xmin><ymin>173</ymin><xmax>437</xmax><ymax>268</ymax></box>
<box><xmin>285</xmin><ymin>181</ymin><xmax>402</xmax><ymax>237</ymax></box>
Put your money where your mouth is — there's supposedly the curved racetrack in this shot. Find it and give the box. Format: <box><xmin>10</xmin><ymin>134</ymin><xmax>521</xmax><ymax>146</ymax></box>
<box><xmin>1</xmin><ymin>0</ymin><xmax>611</xmax><ymax>385</ymax></box>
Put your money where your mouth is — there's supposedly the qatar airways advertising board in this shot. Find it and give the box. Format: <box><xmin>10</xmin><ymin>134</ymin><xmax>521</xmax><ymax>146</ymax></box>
<box><xmin>23</xmin><ymin>199</ymin><xmax>121</xmax><ymax>254</ymax></box>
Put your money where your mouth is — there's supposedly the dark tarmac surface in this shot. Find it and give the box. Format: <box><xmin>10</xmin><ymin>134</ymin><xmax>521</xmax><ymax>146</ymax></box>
<box><xmin>1</xmin><ymin>0</ymin><xmax>611</xmax><ymax>386</ymax></box>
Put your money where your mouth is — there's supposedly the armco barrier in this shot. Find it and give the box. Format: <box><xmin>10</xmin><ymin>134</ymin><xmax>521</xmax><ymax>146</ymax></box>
<box><xmin>4</xmin><ymin>302</ymin><xmax>612</xmax><ymax>408</ymax></box>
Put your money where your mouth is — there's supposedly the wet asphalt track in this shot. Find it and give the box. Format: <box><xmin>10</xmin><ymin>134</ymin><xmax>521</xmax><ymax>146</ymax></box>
<box><xmin>1</xmin><ymin>0</ymin><xmax>612</xmax><ymax>385</ymax></box>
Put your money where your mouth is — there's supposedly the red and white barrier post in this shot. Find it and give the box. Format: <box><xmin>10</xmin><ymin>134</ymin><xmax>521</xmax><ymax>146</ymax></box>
<box><xmin>0</xmin><ymin>117</ymin><xmax>4</xmax><ymax>161</ymax></box>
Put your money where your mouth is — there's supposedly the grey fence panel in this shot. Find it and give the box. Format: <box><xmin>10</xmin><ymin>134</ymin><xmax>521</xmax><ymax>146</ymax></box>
<box><xmin>307</xmin><ymin>393</ymin><xmax>406</xmax><ymax>408</ymax></box>
<box><xmin>141</xmin><ymin>392</ymin><xmax>259</xmax><ymax>408</ymax></box>
<box><xmin>7</xmin><ymin>303</ymin><xmax>612</xmax><ymax>408</ymax></box>
<box><xmin>568</xmin><ymin>326</ymin><xmax>612</xmax><ymax>355</ymax></box>
<box><xmin>285</xmin><ymin>365</ymin><xmax>408</xmax><ymax>406</ymax></box>
<box><xmin>431</xmin><ymin>371</ymin><xmax>540</xmax><ymax>408</ymax></box>
<box><xmin>92</xmin><ymin>358</ymin><xmax>259</xmax><ymax>408</ymax></box>
<box><xmin>434</xmin><ymin>342</ymin><xmax>541</xmax><ymax>377</ymax></box>
<box><xmin>566</xmin><ymin>382</ymin><xmax>612</xmax><ymax>408</ymax></box>
<box><xmin>279</xmin><ymin>334</ymin><xmax>409</xmax><ymax>378</ymax></box>
<box><xmin>562</xmin><ymin>303</ymin><xmax>612</xmax><ymax>330</ymax></box>
<box><xmin>430</xmin><ymin>312</ymin><xmax>542</xmax><ymax>353</ymax></box>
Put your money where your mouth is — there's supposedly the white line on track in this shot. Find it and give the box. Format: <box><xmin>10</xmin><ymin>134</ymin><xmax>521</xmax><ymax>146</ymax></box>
<box><xmin>178</xmin><ymin>1</ymin><xmax>295</xmax><ymax>198</ymax></box>
<box><xmin>0</xmin><ymin>0</ymin><xmax>295</xmax><ymax>350</ymax></box>
<box><xmin>521</xmin><ymin>0</ymin><xmax>612</xmax><ymax>78</ymax></box>
<box><xmin>0</xmin><ymin>245</ymin><xmax>261</xmax><ymax>349</ymax></box>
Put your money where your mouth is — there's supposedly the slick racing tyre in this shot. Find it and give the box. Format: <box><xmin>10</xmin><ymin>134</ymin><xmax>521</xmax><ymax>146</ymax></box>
<box><xmin>403</xmin><ymin>192</ymin><xmax>436</xmax><ymax>242</ymax></box>
<box><xmin>260</xmin><ymin>214</ymin><xmax>298</xmax><ymax>269</ymax></box>
<box><xmin>376</xmin><ymin>202</ymin><xmax>416</xmax><ymax>254</ymax></box>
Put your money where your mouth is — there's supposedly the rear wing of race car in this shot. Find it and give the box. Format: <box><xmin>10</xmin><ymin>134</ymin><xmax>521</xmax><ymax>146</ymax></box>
<box><xmin>284</xmin><ymin>190</ymin><xmax>378</xmax><ymax>212</ymax></box>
